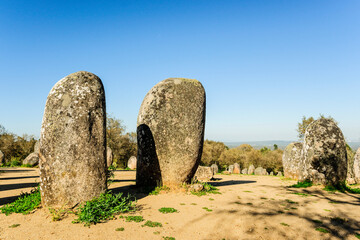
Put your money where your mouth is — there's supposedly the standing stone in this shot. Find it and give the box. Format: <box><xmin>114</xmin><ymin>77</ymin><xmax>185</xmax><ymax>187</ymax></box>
<box><xmin>262</xmin><ymin>168</ymin><xmax>268</xmax><ymax>175</ymax></box>
<box><xmin>248</xmin><ymin>165</ymin><xmax>255</xmax><ymax>175</ymax></box>
<box><xmin>107</xmin><ymin>147</ymin><xmax>113</xmax><ymax>167</ymax></box>
<box><xmin>282</xmin><ymin>142</ymin><xmax>303</xmax><ymax>180</ymax></box>
<box><xmin>254</xmin><ymin>167</ymin><xmax>264</xmax><ymax>175</ymax></box>
<box><xmin>39</xmin><ymin>71</ymin><xmax>107</xmax><ymax>208</ymax></box>
<box><xmin>23</xmin><ymin>153</ymin><xmax>39</xmax><ymax>166</ymax></box>
<box><xmin>353</xmin><ymin>148</ymin><xmax>360</xmax><ymax>184</ymax></box>
<box><xmin>0</xmin><ymin>150</ymin><xmax>4</xmax><ymax>165</ymax></box>
<box><xmin>210</xmin><ymin>164</ymin><xmax>218</xmax><ymax>175</ymax></box>
<box><xmin>299</xmin><ymin>118</ymin><xmax>347</xmax><ymax>186</ymax></box>
<box><xmin>277</xmin><ymin>172</ymin><xmax>283</xmax><ymax>177</ymax></box>
<box><xmin>228</xmin><ymin>165</ymin><xmax>234</xmax><ymax>173</ymax></box>
<box><xmin>233</xmin><ymin>163</ymin><xmax>241</xmax><ymax>174</ymax></box>
<box><xmin>34</xmin><ymin>141</ymin><xmax>40</xmax><ymax>154</ymax></box>
<box><xmin>136</xmin><ymin>78</ymin><xmax>206</xmax><ymax>188</ymax></box>
<box><xmin>270</xmin><ymin>171</ymin><xmax>274</xmax><ymax>176</ymax></box>
<box><xmin>346</xmin><ymin>145</ymin><xmax>356</xmax><ymax>184</ymax></box>
<box><xmin>194</xmin><ymin>166</ymin><xmax>213</xmax><ymax>182</ymax></box>
<box><xmin>127</xmin><ymin>156</ymin><xmax>137</xmax><ymax>170</ymax></box>
<box><xmin>241</xmin><ymin>168</ymin><xmax>248</xmax><ymax>174</ymax></box>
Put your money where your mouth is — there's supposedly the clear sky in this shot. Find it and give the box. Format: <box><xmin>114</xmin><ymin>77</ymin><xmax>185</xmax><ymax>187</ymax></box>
<box><xmin>0</xmin><ymin>0</ymin><xmax>359</xmax><ymax>142</ymax></box>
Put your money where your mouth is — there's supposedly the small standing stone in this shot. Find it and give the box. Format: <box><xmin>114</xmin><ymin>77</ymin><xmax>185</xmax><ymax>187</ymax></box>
<box><xmin>270</xmin><ymin>171</ymin><xmax>274</xmax><ymax>176</ymax></box>
<box><xmin>228</xmin><ymin>165</ymin><xmax>234</xmax><ymax>173</ymax></box>
<box><xmin>39</xmin><ymin>71</ymin><xmax>107</xmax><ymax>209</ymax></box>
<box><xmin>241</xmin><ymin>168</ymin><xmax>248</xmax><ymax>174</ymax></box>
<box><xmin>353</xmin><ymin>148</ymin><xmax>360</xmax><ymax>184</ymax></box>
<box><xmin>107</xmin><ymin>147</ymin><xmax>113</xmax><ymax>167</ymax></box>
<box><xmin>127</xmin><ymin>156</ymin><xmax>137</xmax><ymax>170</ymax></box>
<box><xmin>34</xmin><ymin>141</ymin><xmax>40</xmax><ymax>154</ymax></box>
<box><xmin>277</xmin><ymin>172</ymin><xmax>283</xmax><ymax>177</ymax></box>
<box><xmin>210</xmin><ymin>164</ymin><xmax>219</xmax><ymax>175</ymax></box>
<box><xmin>233</xmin><ymin>163</ymin><xmax>241</xmax><ymax>174</ymax></box>
<box><xmin>23</xmin><ymin>153</ymin><xmax>39</xmax><ymax>166</ymax></box>
<box><xmin>299</xmin><ymin>118</ymin><xmax>347</xmax><ymax>185</ymax></box>
<box><xmin>262</xmin><ymin>168</ymin><xmax>268</xmax><ymax>175</ymax></box>
<box><xmin>0</xmin><ymin>150</ymin><xmax>4</xmax><ymax>165</ymax></box>
<box><xmin>248</xmin><ymin>165</ymin><xmax>255</xmax><ymax>175</ymax></box>
<box><xmin>254</xmin><ymin>167</ymin><xmax>264</xmax><ymax>175</ymax></box>
<box><xmin>194</xmin><ymin>166</ymin><xmax>213</xmax><ymax>182</ymax></box>
<box><xmin>282</xmin><ymin>142</ymin><xmax>303</xmax><ymax>180</ymax></box>
<box><xmin>136</xmin><ymin>78</ymin><xmax>206</xmax><ymax>188</ymax></box>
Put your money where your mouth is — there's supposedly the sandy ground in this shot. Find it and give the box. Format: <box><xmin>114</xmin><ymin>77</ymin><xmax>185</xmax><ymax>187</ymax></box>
<box><xmin>0</xmin><ymin>168</ymin><xmax>359</xmax><ymax>240</ymax></box>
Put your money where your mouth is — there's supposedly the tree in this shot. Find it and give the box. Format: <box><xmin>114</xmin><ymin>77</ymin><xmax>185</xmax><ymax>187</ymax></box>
<box><xmin>106</xmin><ymin>115</ymin><xmax>137</xmax><ymax>168</ymax></box>
<box><xmin>200</xmin><ymin>140</ymin><xmax>228</xmax><ymax>166</ymax></box>
<box><xmin>297</xmin><ymin>115</ymin><xmax>338</xmax><ymax>140</ymax></box>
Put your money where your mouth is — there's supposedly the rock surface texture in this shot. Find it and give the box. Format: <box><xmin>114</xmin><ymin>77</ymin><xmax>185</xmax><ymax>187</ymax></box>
<box><xmin>241</xmin><ymin>168</ymin><xmax>248</xmax><ymax>174</ymax></box>
<box><xmin>136</xmin><ymin>78</ymin><xmax>206</xmax><ymax>187</ymax></box>
<box><xmin>210</xmin><ymin>164</ymin><xmax>218</xmax><ymax>175</ymax></box>
<box><xmin>353</xmin><ymin>148</ymin><xmax>360</xmax><ymax>184</ymax></box>
<box><xmin>23</xmin><ymin>153</ymin><xmax>39</xmax><ymax>166</ymax></box>
<box><xmin>34</xmin><ymin>141</ymin><xmax>40</xmax><ymax>154</ymax></box>
<box><xmin>254</xmin><ymin>167</ymin><xmax>264</xmax><ymax>175</ymax></box>
<box><xmin>194</xmin><ymin>166</ymin><xmax>213</xmax><ymax>182</ymax></box>
<box><xmin>233</xmin><ymin>163</ymin><xmax>240</xmax><ymax>174</ymax></box>
<box><xmin>107</xmin><ymin>147</ymin><xmax>113</xmax><ymax>167</ymax></box>
<box><xmin>300</xmin><ymin>118</ymin><xmax>347</xmax><ymax>185</ymax></box>
<box><xmin>282</xmin><ymin>142</ymin><xmax>303</xmax><ymax>180</ymax></box>
<box><xmin>228</xmin><ymin>165</ymin><xmax>234</xmax><ymax>173</ymax></box>
<box><xmin>127</xmin><ymin>156</ymin><xmax>137</xmax><ymax>170</ymax></box>
<box><xmin>39</xmin><ymin>71</ymin><xmax>107</xmax><ymax>208</ymax></box>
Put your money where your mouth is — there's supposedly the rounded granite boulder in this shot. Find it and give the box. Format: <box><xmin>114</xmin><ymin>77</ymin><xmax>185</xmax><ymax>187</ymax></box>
<box><xmin>299</xmin><ymin>118</ymin><xmax>347</xmax><ymax>185</ymax></box>
<box><xmin>282</xmin><ymin>142</ymin><xmax>303</xmax><ymax>180</ymax></box>
<box><xmin>39</xmin><ymin>71</ymin><xmax>107</xmax><ymax>208</ymax></box>
<box><xmin>136</xmin><ymin>78</ymin><xmax>206</xmax><ymax>188</ymax></box>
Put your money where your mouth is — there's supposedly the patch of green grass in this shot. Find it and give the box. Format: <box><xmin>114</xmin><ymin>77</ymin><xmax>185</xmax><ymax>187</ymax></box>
<box><xmin>1</xmin><ymin>187</ymin><xmax>41</xmax><ymax>215</ymax></box>
<box><xmin>149</xmin><ymin>186</ymin><xmax>170</xmax><ymax>195</ymax></box>
<box><xmin>234</xmin><ymin>201</ymin><xmax>241</xmax><ymax>204</ymax></box>
<box><xmin>190</xmin><ymin>182</ymin><xmax>221</xmax><ymax>196</ymax></box>
<box><xmin>324</xmin><ymin>182</ymin><xmax>360</xmax><ymax>194</ymax></box>
<box><xmin>260</xmin><ymin>197</ymin><xmax>267</xmax><ymax>200</ymax></box>
<box><xmin>72</xmin><ymin>192</ymin><xmax>135</xmax><ymax>226</ymax></box>
<box><xmin>49</xmin><ymin>207</ymin><xmax>69</xmax><ymax>221</ymax></box>
<box><xmin>142</xmin><ymin>220</ymin><xmax>162</xmax><ymax>227</ymax></box>
<box><xmin>243</xmin><ymin>191</ymin><xmax>252</xmax><ymax>193</ymax></box>
<box><xmin>285</xmin><ymin>199</ymin><xmax>298</xmax><ymax>204</ymax></box>
<box><xmin>312</xmin><ymin>219</ymin><xmax>323</xmax><ymax>224</ymax></box>
<box><xmin>315</xmin><ymin>227</ymin><xmax>329</xmax><ymax>233</ymax></box>
<box><xmin>153</xmin><ymin>231</ymin><xmax>160</xmax><ymax>235</ymax></box>
<box><xmin>246</xmin><ymin>203</ymin><xmax>253</xmax><ymax>205</ymax></box>
<box><xmin>280</xmin><ymin>222</ymin><xmax>289</xmax><ymax>227</ymax></box>
<box><xmin>115</xmin><ymin>227</ymin><xmax>124</xmax><ymax>231</ymax></box>
<box><xmin>158</xmin><ymin>208</ymin><xmax>178</xmax><ymax>214</ymax></box>
<box><xmin>355</xmin><ymin>233</ymin><xmax>360</xmax><ymax>239</ymax></box>
<box><xmin>163</xmin><ymin>237</ymin><xmax>175</xmax><ymax>240</ymax></box>
<box><xmin>289</xmin><ymin>180</ymin><xmax>313</xmax><ymax>188</ymax></box>
<box><xmin>290</xmin><ymin>207</ymin><xmax>297</xmax><ymax>210</ymax></box>
<box><xmin>21</xmin><ymin>164</ymin><xmax>33</xmax><ymax>168</ymax></box>
<box><xmin>292</xmin><ymin>192</ymin><xmax>309</xmax><ymax>197</ymax></box>
<box><xmin>209</xmin><ymin>198</ymin><xmax>214</xmax><ymax>201</ymax></box>
<box><xmin>324</xmin><ymin>209</ymin><xmax>331</xmax><ymax>212</ymax></box>
<box><xmin>9</xmin><ymin>224</ymin><xmax>20</xmax><ymax>228</ymax></box>
<box><xmin>180</xmin><ymin>203</ymin><xmax>185</xmax><ymax>205</ymax></box>
<box><xmin>190</xmin><ymin>203</ymin><xmax>197</xmax><ymax>205</ymax></box>
<box><xmin>124</xmin><ymin>215</ymin><xmax>144</xmax><ymax>222</ymax></box>
<box><xmin>202</xmin><ymin>207</ymin><xmax>212</xmax><ymax>212</ymax></box>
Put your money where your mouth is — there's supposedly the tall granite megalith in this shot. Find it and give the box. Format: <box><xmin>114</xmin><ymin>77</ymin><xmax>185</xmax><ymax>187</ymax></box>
<box><xmin>40</xmin><ymin>71</ymin><xmax>107</xmax><ymax>208</ymax></box>
<box><xmin>353</xmin><ymin>148</ymin><xmax>360</xmax><ymax>184</ymax></box>
<box><xmin>300</xmin><ymin>118</ymin><xmax>347</xmax><ymax>185</ymax></box>
<box><xmin>137</xmin><ymin>78</ymin><xmax>206</xmax><ymax>188</ymax></box>
<box><xmin>282</xmin><ymin>142</ymin><xmax>303</xmax><ymax>179</ymax></box>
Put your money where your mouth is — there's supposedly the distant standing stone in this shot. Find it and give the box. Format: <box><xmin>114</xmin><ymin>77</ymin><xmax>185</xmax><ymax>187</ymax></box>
<box><xmin>254</xmin><ymin>167</ymin><xmax>264</xmax><ymax>175</ymax></box>
<box><xmin>270</xmin><ymin>171</ymin><xmax>274</xmax><ymax>176</ymax></box>
<box><xmin>136</xmin><ymin>78</ymin><xmax>206</xmax><ymax>188</ymax></box>
<box><xmin>210</xmin><ymin>164</ymin><xmax>218</xmax><ymax>175</ymax></box>
<box><xmin>0</xmin><ymin>150</ymin><xmax>4</xmax><ymax>165</ymax></box>
<box><xmin>262</xmin><ymin>168</ymin><xmax>268</xmax><ymax>175</ymax></box>
<box><xmin>107</xmin><ymin>147</ymin><xmax>113</xmax><ymax>167</ymax></box>
<box><xmin>228</xmin><ymin>165</ymin><xmax>234</xmax><ymax>173</ymax></box>
<box><xmin>128</xmin><ymin>156</ymin><xmax>137</xmax><ymax>170</ymax></box>
<box><xmin>353</xmin><ymin>148</ymin><xmax>360</xmax><ymax>184</ymax></box>
<box><xmin>277</xmin><ymin>172</ymin><xmax>283</xmax><ymax>177</ymax></box>
<box><xmin>34</xmin><ymin>141</ymin><xmax>40</xmax><ymax>154</ymax></box>
<box><xmin>241</xmin><ymin>168</ymin><xmax>248</xmax><ymax>174</ymax></box>
<box><xmin>282</xmin><ymin>142</ymin><xmax>303</xmax><ymax>180</ymax></box>
<box><xmin>248</xmin><ymin>165</ymin><xmax>255</xmax><ymax>175</ymax></box>
<box><xmin>299</xmin><ymin>118</ymin><xmax>347</xmax><ymax>185</ymax></box>
<box><xmin>23</xmin><ymin>152</ymin><xmax>39</xmax><ymax>166</ymax></box>
<box><xmin>39</xmin><ymin>71</ymin><xmax>107</xmax><ymax>209</ymax></box>
<box><xmin>194</xmin><ymin>166</ymin><xmax>213</xmax><ymax>182</ymax></box>
<box><xmin>233</xmin><ymin>163</ymin><xmax>240</xmax><ymax>174</ymax></box>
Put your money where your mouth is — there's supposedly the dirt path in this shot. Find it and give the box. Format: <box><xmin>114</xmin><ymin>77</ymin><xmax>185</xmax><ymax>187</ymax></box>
<box><xmin>0</xmin><ymin>168</ymin><xmax>359</xmax><ymax>240</ymax></box>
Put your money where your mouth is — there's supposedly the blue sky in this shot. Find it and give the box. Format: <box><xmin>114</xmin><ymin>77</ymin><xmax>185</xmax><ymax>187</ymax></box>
<box><xmin>0</xmin><ymin>0</ymin><xmax>359</xmax><ymax>142</ymax></box>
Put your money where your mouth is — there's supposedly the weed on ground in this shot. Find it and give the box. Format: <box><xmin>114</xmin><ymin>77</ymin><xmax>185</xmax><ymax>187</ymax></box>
<box><xmin>158</xmin><ymin>208</ymin><xmax>178</xmax><ymax>214</ymax></box>
<box><xmin>0</xmin><ymin>187</ymin><xmax>41</xmax><ymax>215</ymax></box>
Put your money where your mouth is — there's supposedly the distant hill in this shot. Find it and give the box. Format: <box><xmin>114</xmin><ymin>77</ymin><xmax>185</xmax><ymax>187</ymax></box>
<box><xmin>224</xmin><ymin>141</ymin><xmax>360</xmax><ymax>151</ymax></box>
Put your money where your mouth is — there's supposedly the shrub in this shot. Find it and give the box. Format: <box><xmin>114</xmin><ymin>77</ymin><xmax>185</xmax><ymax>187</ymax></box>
<box><xmin>0</xmin><ymin>187</ymin><xmax>41</xmax><ymax>215</ymax></box>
